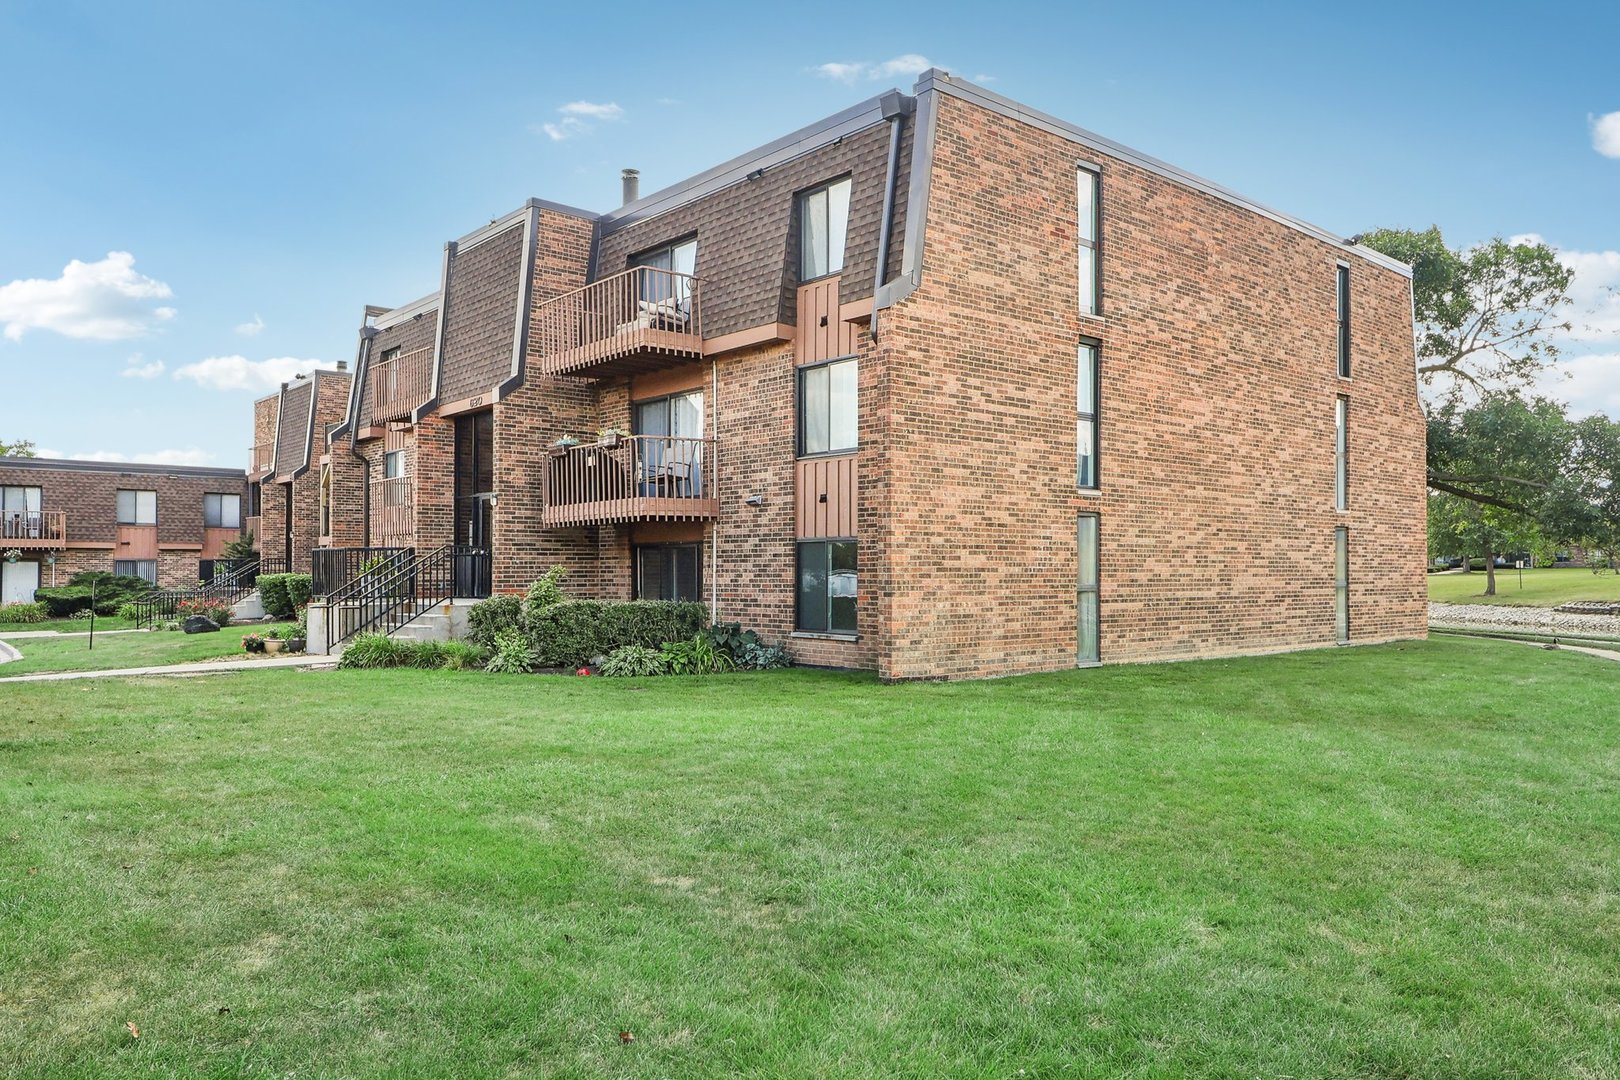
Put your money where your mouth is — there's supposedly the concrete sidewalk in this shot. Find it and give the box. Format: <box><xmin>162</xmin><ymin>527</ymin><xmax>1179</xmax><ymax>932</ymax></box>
<box><xmin>0</xmin><ymin>654</ymin><xmax>335</xmax><ymax>683</ymax></box>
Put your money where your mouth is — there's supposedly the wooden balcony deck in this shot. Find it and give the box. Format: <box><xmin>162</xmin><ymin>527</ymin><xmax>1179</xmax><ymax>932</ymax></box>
<box><xmin>543</xmin><ymin>436</ymin><xmax>718</xmax><ymax>527</ymax></box>
<box><xmin>366</xmin><ymin>346</ymin><xmax>433</xmax><ymax>425</ymax></box>
<box><xmin>534</xmin><ymin>267</ymin><xmax>703</xmax><ymax>379</ymax></box>
<box><xmin>249</xmin><ymin>442</ymin><xmax>275</xmax><ymax>479</ymax></box>
<box><xmin>1</xmin><ymin>510</ymin><xmax>67</xmax><ymax>549</ymax></box>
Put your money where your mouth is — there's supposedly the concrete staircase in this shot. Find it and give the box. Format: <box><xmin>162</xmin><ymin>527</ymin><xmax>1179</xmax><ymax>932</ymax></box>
<box><xmin>317</xmin><ymin>597</ymin><xmax>481</xmax><ymax>657</ymax></box>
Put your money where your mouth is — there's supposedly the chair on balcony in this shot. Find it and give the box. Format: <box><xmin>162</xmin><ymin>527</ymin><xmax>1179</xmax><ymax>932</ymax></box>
<box><xmin>614</xmin><ymin>295</ymin><xmax>691</xmax><ymax>336</ymax></box>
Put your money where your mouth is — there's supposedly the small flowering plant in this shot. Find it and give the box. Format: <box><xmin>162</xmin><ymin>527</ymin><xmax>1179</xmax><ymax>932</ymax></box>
<box><xmin>241</xmin><ymin>632</ymin><xmax>267</xmax><ymax>653</ymax></box>
<box><xmin>176</xmin><ymin>596</ymin><xmax>232</xmax><ymax>627</ymax></box>
<box><xmin>2</xmin><ymin>548</ymin><xmax>21</xmax><ymax>564</ymax></box>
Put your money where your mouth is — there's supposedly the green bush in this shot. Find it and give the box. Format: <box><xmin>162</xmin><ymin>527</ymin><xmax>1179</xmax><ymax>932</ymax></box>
<box><xmin>737</xmin><ymin>641</ymin><xmax>790</xmax><ymax>670</ymax></box>
<box><xmin>0</xmin><ymin>601</ymin><xmax>48</xmax><ymax>624</ymax></box>
<box><xmin>485</xmin><ymin>628</ymin><xmax>538</xmax><ymax>674</ymax></box>
<box><xmin>466</xmin><ymin>594</ymin><xmax>523</xmax><ymax>648</ymax></box>
<box><xmin>598</xmin><ymin>644</ymin><xmax>669</xmax><ymax>677</ymax></box>
<box><xmin>35</xmin><ymin>572</ymin><xmax>152</xmax><ymax>617</ymax></box>
<box><xmin>175</xmin><ymin>596</ymin><xmax>232</xmax><ymax>627</ymax></box>
<box><xmin>524</xmin><ymin>567</ymin><xmax>567</xmax><ymax>613</ymax></box>
<box><xmin>661</xmin><ymin>634</ymin><xmax>735</xmax><ymax>675</ymax></box>
<box><xmin>257</xmin><ymin>574</ymin><xmax>292</xmax><ymax>619</ymax></box>
<box><xmin>337</xmin><ymin>633</ymin><xmax>415</xmax><ymax>669</ymax></box>
<box><xmin>285</xmin><ymin>574</ymin><xmax>312</xmax><ymax>611</ymax></box>
<box><xmin>116</xmin><ymin>601</ymin><xmax>145</xmax><ymax>621</ymax></box>
<box><xmin>439</xmin><ymin>641</ymin><xmax>490</xmax><ymax>671</ymax></box>
<box><xmin>526</xmin><ymin>599</ymin><xmax>708</xmax><ymax>668</ymax></box>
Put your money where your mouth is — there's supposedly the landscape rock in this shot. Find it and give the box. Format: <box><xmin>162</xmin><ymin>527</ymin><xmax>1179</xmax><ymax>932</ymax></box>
<box><xmin>1429</xmin><ymin>602</ymin><xmax>1620</xmax><ymax>637</ymax></box>
<box><xmin>182</xmin><ymin>615</ymin><xmax>221</xmax><ymax>635</ymax></box>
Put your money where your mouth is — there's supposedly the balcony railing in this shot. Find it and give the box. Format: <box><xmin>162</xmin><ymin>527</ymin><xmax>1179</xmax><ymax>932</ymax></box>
<box><xmin>534</xmin><ymin>267</ymin><xmax>703</xmax><ymax>379</ymax></box>
<box><xmin>367</xmin><ymin>346</ymin><xmax>434</xmax><ymax>425</ymax></box>
<box><xmin>370</xmin><ymin>475</ymin><xmax>413</xmax><ymax>547</ymax></box>
<box><xmin>543</xmin><ymin>435</ymin><xmax>718</xmax><ymax>527</ymax></box>
<box><xmin>250</xmin><ymin>442</ymin><xmax>275</xmax><ymax>477</ymax></box>
<box><xmin>1</xmin><ymin>510</ymin><xmax>66</xmax><ymax>548</ymax></box>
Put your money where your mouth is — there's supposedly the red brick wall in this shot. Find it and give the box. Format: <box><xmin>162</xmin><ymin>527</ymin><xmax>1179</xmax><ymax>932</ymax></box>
<box><xmin>867</xmin><ymin>93</ymin><xmax>1426</xmax><ymax>678</ymax></box>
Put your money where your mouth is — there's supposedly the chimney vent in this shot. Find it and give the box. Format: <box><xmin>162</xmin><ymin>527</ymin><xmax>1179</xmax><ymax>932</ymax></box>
<box><xmin>621</xmin><ymin>168</ymin><xmax>640</xmax><ymax>205</ymax></box>
<box><xmin>336</xmin><ymin>360</ymin><xmax>348</xmax><ymax>371</ymax></box>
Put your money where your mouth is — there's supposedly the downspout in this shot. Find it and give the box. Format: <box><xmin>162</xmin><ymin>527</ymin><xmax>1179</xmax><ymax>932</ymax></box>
<box><xmin>711</xmin><ymin>355</ymin><xmax>719</xmax><ymax>621</ymax></box>
<box><xmin>350</xmin><ymin>328</ymin><xmax>376</xmax><ymax>545</ymax></box>
<box><xmin>869</xmin><ymin>92</ymin><xmax>913</xmax><ymax>342</ymax></box>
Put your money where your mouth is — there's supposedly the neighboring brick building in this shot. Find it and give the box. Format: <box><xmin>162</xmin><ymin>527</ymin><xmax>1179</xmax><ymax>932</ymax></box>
<box><xmin>0</xmin><ymin>457</ymin><xmax>248</xmax><ymax>600</ymax></box>
<box><xmin>277</xmin><ymin>71</ymin><xmax>1425</xmax><ymax>677</ymax></box>
<box><xmin>250</xmin><ymin>366</ymin><xmax>352</xmax><ymax>573</ymax></box>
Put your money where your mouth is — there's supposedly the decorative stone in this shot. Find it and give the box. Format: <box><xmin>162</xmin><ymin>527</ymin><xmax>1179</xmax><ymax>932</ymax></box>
<box><xmin>182</xmin><ymin>615</ymin><xmax>221</xmax><ymax>634</ymax></box>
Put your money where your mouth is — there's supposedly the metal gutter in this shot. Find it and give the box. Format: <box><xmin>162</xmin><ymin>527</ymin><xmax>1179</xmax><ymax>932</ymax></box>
<box><xmin>413</xmin><ymin>241</ymin><xmax>456</xmax><ymax>425</ymax></box>
<box><xmin>496</xmin><ymin>203</ymin><xmax>542</xmax><ymax>398</ymax></box>
<box><xmin>869</xmin><ymin>91</ymin><xmax>914</xmax><ymax>339</ymax></box>
<box><xmin>874</xmin><ymin>81</ymin><xmax>939</xmax><ymax>310</ymax></box>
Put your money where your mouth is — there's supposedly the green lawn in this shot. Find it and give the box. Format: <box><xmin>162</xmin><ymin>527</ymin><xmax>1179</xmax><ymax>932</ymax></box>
<box><xmin>2</xmin><ymin>639</ymin><xmax>1618</xmax><ymax>1077</ymax></box>
<box><xmin>1428</xmin><ymin>566</ymin><xmax>1620</xmax><ymax>607</ymax></box>
<box><xmin>0</xmin><ymin>614</ymin><xmax>145</xmax><ymax>634</ymax></box>
<box><xmin>0</xmin><ymin>622</ymin><xmax>298</xmax><ymax>676</ymax></box>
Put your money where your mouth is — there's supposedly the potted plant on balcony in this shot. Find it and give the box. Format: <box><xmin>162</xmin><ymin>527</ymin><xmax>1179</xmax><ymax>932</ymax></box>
<box><xmin>597</xmin><ymin>426</ymin><xmax>630</xmax><ymax>448</ymax></box>
<box><xmin>549</xmin><ymin>434</ymin><xmax>581</xmax><ymax>458</ymax></box>
<box><xmin>3</xmin><ymin>548</ymin><xmax>20</xmax><ymax>564</ymax></box>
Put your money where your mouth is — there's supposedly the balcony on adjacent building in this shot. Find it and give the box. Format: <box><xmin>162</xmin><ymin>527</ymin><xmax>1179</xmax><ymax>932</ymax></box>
<box><xmin>366</xmin><ymin>345</ymin><xmax>434</xmax><ymax>425</ymax></box>
<box><xmin>370</xmin><ymin>475</ymin><xmax>413</xmax><ymax>548</ymax></box>
<box><xmin>534</xmin><ymin>267</ymin><xmax>704</xmax><ymax>379</ymax></box>
<box><xmin>543</xmin><ymin>435</ymin><xmax>718</xmax><ymax>527</ymax></box>
<box><xmin>1</xmin><ymin>510</ymin><xmax>67</xmax><ymax>549</ymax></box>
<box><xmin>250</xmin><ymin>442</ymin><xmax>275</xmax><ymax>479</ymax></box>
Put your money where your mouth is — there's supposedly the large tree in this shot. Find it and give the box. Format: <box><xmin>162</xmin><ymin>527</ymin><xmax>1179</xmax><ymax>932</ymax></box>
<box><xmin>1360</xmin><ymin>227</ymin><xmax>1573</xmax><ymax>402</ymax></box>
<box><xmin>0</xmin><ymin>438</ymin><xmax>37</xmax><ymax>457</ymax></box>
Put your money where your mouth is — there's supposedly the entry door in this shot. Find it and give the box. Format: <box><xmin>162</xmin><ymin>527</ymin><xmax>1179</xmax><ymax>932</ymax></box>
<box><xmin>1</xmin><ymin>560</ymin><xmax>40</xmax><ymax>606</ymax></box>
<box><xmin>453</xmin><ymin>411</ymin><xmax>495</xmax><ymax>597</ymax></box>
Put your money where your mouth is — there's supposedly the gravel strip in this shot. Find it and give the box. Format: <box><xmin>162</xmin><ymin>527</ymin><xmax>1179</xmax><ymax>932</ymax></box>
<box><xmin>1429</xmin><ymin>602</ymin><xmax>1620</xmax><ymax>637</ymax></box>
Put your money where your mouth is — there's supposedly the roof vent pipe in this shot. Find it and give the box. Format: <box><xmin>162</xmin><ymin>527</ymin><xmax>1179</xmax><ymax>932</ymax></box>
<box><xmin>336</xmin><ymin>360</ymin><xmax>348</xmax><ymax>371</ymax></box>
<box><xmin>621</xmin><ymin>168</ymin><xmax>640</xmax><ymax>205</ymax></box>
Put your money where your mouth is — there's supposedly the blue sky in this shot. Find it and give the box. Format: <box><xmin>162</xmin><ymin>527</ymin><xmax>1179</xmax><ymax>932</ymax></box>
<box><xmin>2</xmin><ymin>0</ymin><xmax>1617</xmax><ymax>466</ymax></box>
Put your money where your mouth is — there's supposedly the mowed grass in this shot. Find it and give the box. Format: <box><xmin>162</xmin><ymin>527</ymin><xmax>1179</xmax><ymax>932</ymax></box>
<box><xmin>1429</xmin><ymin>566</ymin><xmax>1620</xmax><ymax>607</ymax></box>
<box><xmin>0</xmin><ymin>623</ymin><xmax>298</xmax><ymax>676</ymax></box>
<box><xmin>0</xmin><ymin>614</ymin><xmax>145</xmax><ymax>634</ymax></box>
<box><xmin>2</xmin><ymin>639</ymin><xmax>1618</xmax><ymax>1077</ymax></box>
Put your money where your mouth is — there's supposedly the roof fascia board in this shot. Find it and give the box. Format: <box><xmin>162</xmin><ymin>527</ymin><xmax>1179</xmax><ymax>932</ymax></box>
<box><xmin>456</xmin><ymin>205</ymin><xmax>532</xmax><ymax>251</ymax></box>
<box><xmin>0</xmin><ymin>458</ymin><xmax>247</xmax><ymax>479</ymax></box>
<box><xmin>372</xmin><ymin>293</ymin><xmax>440</xmax><ymax>330</ymax></box>
<box><xmin>917</xmin><ymin>70</ymin><xmax>1412</xmax><ymax>277</ymax></box>
<box><xmin>496</xmin><ymin>203</ymin><xmax>542</xmax><ymax>399</ymax></box>
<box><xmin>414</xmin><ymin>241</ymin><xmax>455</xmax><ymax>424</ymax></box>
<box><xmin>875</xmin><ymin>82</ymin><xmax>939</xmax><ymax>310</ymax></box>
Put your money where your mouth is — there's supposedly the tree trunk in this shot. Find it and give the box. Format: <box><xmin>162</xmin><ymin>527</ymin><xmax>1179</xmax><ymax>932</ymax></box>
<box><xmin>1484</xmin><ymin>542</ymin><xmax>1497</xmax><ymax>596</ymax></box>
<box><xmin>1459</xmin><ymin>553</ymin><xmax>1471</xmax><ymax>574</ymax></box>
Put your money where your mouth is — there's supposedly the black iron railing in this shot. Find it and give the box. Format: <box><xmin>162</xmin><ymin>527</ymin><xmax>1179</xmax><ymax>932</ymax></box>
<box><xmin>311</xmin><ymin>546</ymin><xmax>412</xmax><ymax>597</ymax></box>
<box><xmin>133</xmin><ymin>557</ymin><xmax>267</xmax><ymax>628</ymax></box>
<box><xmin>323</xmin><ymin>544</ymin><xmax>488</xmax><ymax>652</ymax></box>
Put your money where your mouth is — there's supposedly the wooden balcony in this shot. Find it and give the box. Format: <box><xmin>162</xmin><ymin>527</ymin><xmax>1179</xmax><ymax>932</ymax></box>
<box><xmin>544</xmin><ymin>435</ymin><xmax>718</xmax><ymax>527</ymax></box>
<box><xmin>250</xmin><ymin>442</ymin><xmax>275</xmax><ymax>478</ymax></box>
<box><xmin>1</xmin><ymin>510</ymin><xmax>67</xmax><ymax>549</ymax></box>
<box><xmin>370</xmin><ymin>475</ymin><xmax>413</xmax><ymax>548</ymax></box>
<box><xmin>367</xmin><ymin>346</ymin><xmax>434</xmax><ymax>425</ymax></box>
<box><xmin>245</xmin><ymin>514</ymin><xmax>262</xmax><ymax>544</ymax></box>
<box><xmin>534</xmin><ymin>267</ymin><xmax>703</xmax><ymax>379</ymax></box>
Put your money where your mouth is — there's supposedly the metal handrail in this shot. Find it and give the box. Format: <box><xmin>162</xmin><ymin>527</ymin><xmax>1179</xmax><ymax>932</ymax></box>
<box><xmin>133</xmin><ymin>557</ymin><xmax>266</xmax><ymax>628</ymax></box>
<box><xmin>322</xmin><ymin>544</ymin><xmax>490</xmax><ymax>651</ymax></box>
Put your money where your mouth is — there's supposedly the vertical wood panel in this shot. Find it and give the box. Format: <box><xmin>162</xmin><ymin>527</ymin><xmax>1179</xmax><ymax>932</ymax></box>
<box><xmin>795</xmin><ymin>454</ymin><xmax>857</xmax><ymax>539</ymax></box>
<box><xmin>795</xmin><ymin>277</ymin><xmax>857</xmax><ymax>366</ymax></box>
<box><xmin>202</xmin><ymin>527</ymin><xmax>236</xmax><ymax>559</ymax></box>
<box><xmin>117</xmin><ymin>525</ymin><xmax>158</xmax><ymax>559</ymax></box>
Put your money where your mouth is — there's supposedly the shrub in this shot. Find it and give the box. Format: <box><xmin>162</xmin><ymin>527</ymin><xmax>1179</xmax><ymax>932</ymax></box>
<box><xmin>598</xmin><ymin>644</ymin><xmax>669</xmax><ymax>677</ymax></box>
<box><xmin>524</xmin><ymin>567</ymin><xmax>567</xmax><ymax>613</ymax></box>
<box><xmin>242</xmin><ymin>633</ymin><xmax>266</xmax><ymax>653</ymax></box>
<box><xmin>35</xmin><ymin>572</ymin><xmax>153</xmax><ymax>617</ymax></box>
<box><xmin>737</xmin><ymin>641</ymin><xmax>790</xmax><ymax>670</ymax></box>
<box><xmin>485</xmin><ymin>628</ymin><xmax>539</xmax><ymax>674</ymax></box>
<box><xmin>526</xmin><ymin>599</ymin><xmax>708</xmax><ymax>668</ymax></box>
<box><xmin>69</xmin><ymin>608</ymin><xmax>95</xmax><ymax>620</ymax></box>
<box><xmin>0</xmin><ymin>601</ymin><xmax>48</xmax><ymax>624</ymax></box>
<box><xmin>115</xmin><ymin>601</ymin><xmax>145</xmax><ymax>621</ymax></box>
<box><xmin>175</xmin><ymin>596</ymin><xmax>232</xmax><ymax>627</ymax></box>
<box><xmin>438</xmin><ymin>641</ymin><xmax>490</xmax><ymax>671</ymax></box>
<box><xmin>337</xmin><ymin>633</ymin><xmax>415</xmax><ymax>669</ymax></box>
<box><xmin>257</xmin><ymin>574</ymin><xmax>292</xmax><ymax>619</ymax></box>
<box><xmin>285</xmin><ymin>574</ymin><xmax>312</xmax><ymax>611</ymax></box>
<box><xmin>661</xmin><ymin>634</ymin><xmax>735</xmax><ymax>675</ymax></box>
<box><xmin>466</xmin><ymin>594</ymin><xmax>523</xmax><ymax>648</ymax></box>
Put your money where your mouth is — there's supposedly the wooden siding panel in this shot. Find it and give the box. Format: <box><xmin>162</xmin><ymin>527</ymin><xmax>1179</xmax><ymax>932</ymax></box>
<box><xmin>795</xmin><ymin>454</ymin><xmax>856</xmax><ymax>538</ymax></box>
<box><xmin>116</xmin><ymin>525</ymin><xmax>158</xmax><ymax>559</ymax></box>
<box><xmin>201</xmin><ymin>527</ymin><xmax>236</xmax><ymax>559</ymax></box>
<box><xmin>794</xmin><ymin>278</ymin><xmax>858</xmax><ymax>366</ymax></box>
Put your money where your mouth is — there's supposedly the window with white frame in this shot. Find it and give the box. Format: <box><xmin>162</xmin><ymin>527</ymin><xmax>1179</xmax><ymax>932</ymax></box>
<box><xmin>1078</xmin><ymin>166</ymin><xmax>1101</xmax><ymax>316</ymax></box>
<box><xmin>1077</xmin><ymin>341</ymin><xmax>1099</xmax><ymax>489</ymax></box>
<box><xmin>1335</xmin><ymin>397</ymin><xmax>1348</xmax><ymax>511</ymax></box>
<box><xmin>1077</xmin><ymin>514</ymin><xmax>1100</xmax><ymax>663</ymax></box>
<box><xmin>116</xmin><ymin>489</ymin><xmax>157</xmax><ymax>526</ymax></box>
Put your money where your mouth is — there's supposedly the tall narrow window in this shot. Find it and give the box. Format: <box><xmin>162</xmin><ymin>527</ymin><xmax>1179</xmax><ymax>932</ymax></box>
<box><xmin>798</xmin><ymin>357</ymin><xmax>858</xmax><ymax>456</ymax></box>
<box><xmin>1</xmin><ymin>486</ymin><xmax>42</xmax><ymax>540</ymax></box>
<box><xmin>1077</xmin><ymin>513</ymin><xmax>1100</xmax><ymax>664</ymax></box>
<box><xmin>799</xmin><ymin>177</ymin><xmax>852</xmax><ymax>280</ymax></box>
<box><xmin>1335</xmin><ymin>397</ymin><xmax>1348</xmax><ymax>511</ymax></box>
<box><xmin>1334</xmin><ymin>527</ymin><xmax>1350</xmax><ymax>643</ymax></box>
<box><xmin>116</xmin><ymin>489</ymin><xmax>157</xmax><ymax>525</ymax></box>
<box><xmin>630</xmin><ymin>237</ymin><xmax>698</xmax><ymax>316</ymax></box>
<box><xmin>204</xmin><ymin>493</ymin><xmax>241</xmax><ymax>529</ymax></box>
<box><xmin>1336</xmin><ymin>264</ymin><xmax>1350</xmax><ymax>378</ymax></box>
<box><xmin>1077</xmin><ymin>340</ymin><xmax>1099</xmax><ymax>489</ymax></box>
<box><xmin>797</xmin><ymin>540</ymin><xmax>857</xmax><ymax>635</ymax></box>
<box><xmin>1077</xmin><ymin>166</ymin><xmax>1101</xmax><ymax>316</ymax></box>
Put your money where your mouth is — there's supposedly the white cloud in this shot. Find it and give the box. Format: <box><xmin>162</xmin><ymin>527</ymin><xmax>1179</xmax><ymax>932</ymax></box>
<box><xmin>0</xmin><ymin>252</ymin><xmax>175</xmax><ymax>342</ymax></box>
<box><xmin>120</xmin><ymin>354</ymin><xmax>164</xmax><ymax>379</ymax></box>
<box><xmin>814</xmin><ymin>54</ymin><xmax>935</xmax><ymax>84</ymax></box>
<box><xmin>172</xmin><ymin>355</ymin><xmax>323</xmax><ymax>392</ymax></box>
<box><xmin>37</xmin><ymin>447</ymin><xmax>215</xmax><ymax>467</ymax></box>
<box><xmin>558</xmin><ymin>100</ymin><xmax>623</xmax><ymax>121</ymax></box>
<box><xmin>536</xmin><ymin>100</ymin><xmax>625</xmax><ymax>141</ymax></box>
<box><xmin>1590</xmin><ymin>111</ymin><xmax>1620</xmax><ymax>158</ymax></box>
<box><xmin>235</xmin><ymin>313</ymin><xmax>265</xmax><ymax>336</ymax></box>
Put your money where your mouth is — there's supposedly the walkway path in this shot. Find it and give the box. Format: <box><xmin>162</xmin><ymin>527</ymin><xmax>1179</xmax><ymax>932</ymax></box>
<box><xmin>0</xmin><ymin>654</ymin><xmax>335</xmax><ymax>684</ymax></box>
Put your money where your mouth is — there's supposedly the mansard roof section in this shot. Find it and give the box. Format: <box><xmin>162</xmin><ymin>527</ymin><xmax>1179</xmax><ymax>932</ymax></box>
<box><xmin>432</xmin><ymin>203</ymin><xmax>536</xmax><ymax>409</ymax></box>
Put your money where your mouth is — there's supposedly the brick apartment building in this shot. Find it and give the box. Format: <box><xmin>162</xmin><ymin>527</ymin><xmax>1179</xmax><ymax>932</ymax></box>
<box><xmin>274</xmin><ymin>70</ymin><xmax>1426</xmax><ymax>678</ymax></box>
<box><xmin>0</xmin><ymin>457</ymin><xmax>249</xmax><ymax>602</ymax></box>
<box><xmin>248</xmin><ymin>365</ymin><xmax>355</xmax><ymax>573</ymax></box>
